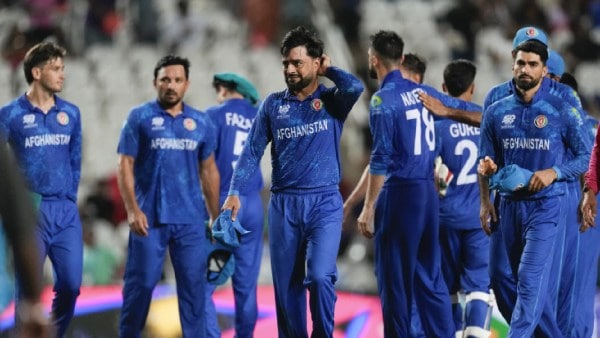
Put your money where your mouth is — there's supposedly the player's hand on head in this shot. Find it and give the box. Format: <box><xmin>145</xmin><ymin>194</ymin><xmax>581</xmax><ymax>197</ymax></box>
<box><xmin>477</xmin><ymin>156</ymin><xmax>497</xmax><ymax>176</ymax></box>
<box><xmin>317</xmin><ymin>54</ymin><xmax>331</xmax><ymax>76</ymax></box>
<box><xmin>222</xmin><ymin>195</ymin><xmax>241</xmax><ymax>221</ymax></box>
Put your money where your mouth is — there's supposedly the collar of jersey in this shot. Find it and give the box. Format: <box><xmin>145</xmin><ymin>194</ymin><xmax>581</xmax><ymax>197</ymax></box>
<box><xmin>283</xmin><ymin>83</ymin><xmax>326</xmax><ymax>101</ymax></box>
<box><xmin>19</xmin><ymin>93</ymin><xmax>64</xmax><ymax>113</ymax></box>
<box><xmin>380</xmin><ymin>70</ymin><xmax>404</xmax><ymax>89</ymax></box>
<box><xmin>151</xmin><ymin>100</ymin><xmax>192</xmax><ymax>117</ymax></box>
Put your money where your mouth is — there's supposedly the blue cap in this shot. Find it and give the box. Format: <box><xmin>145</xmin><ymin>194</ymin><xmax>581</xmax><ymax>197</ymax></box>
<box><xmin>213</xmin><ymin>72</ymin><xmax>259</xmax><ymax>105</ymax></box>
<box><xmin>489</xmin><ymin>164</ymin><xmax>534</xmax><ymax>193</ymax></box>
<box><xmin>547</xmin><ymin>50</ymin><xmax>565</xmax><ymax>77</ymax></box>
<box><xmin>512</xmin><ymin>26</ymin><xmax>548</xmax><ymax>49</ymax></box>
<box><xmin>206</xmin><ymin>238</ymin><xmax>235</xmax><ymax>285</ymax></box>
<box><xmin>212</xmin><ymin>209</ymin><xmax>251</xmax><ymax>248</ymax></box>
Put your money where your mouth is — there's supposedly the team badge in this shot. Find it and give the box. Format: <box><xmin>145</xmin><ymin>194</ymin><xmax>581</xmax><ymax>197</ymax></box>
<box><xmin>311</xmin><ymin>99</ymin><xmax>323</xmax><ymax>111</ymax></box>
<box><xmin>370</xmin><ymin>95</ymin><xmax>382</xmax><ymax>107</ymax></box>
<box><xmin>184</xmin><ymin>118</ymin><xmax>196</xmax><ymax>131</ymax></box>
<box><xmin>534</xmin><ymin>115</ymin><xmax>548</xmax><ymax>128</ymax></box>
<box><xmin>57</xmin><ymin>112</ymin><xmax>69</xmax><ymax>125</ymax></box>
<box><xmin>526</xmin><ymin>27</ymin><xmax>539</xmax><ymax>38</ymax></box>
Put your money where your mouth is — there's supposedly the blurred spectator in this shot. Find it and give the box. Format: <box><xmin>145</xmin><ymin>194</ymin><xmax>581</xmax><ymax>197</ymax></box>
<box><xmin>438</xmin><ymin>0</ymin><xmax>481</xmax><ymax>61</ymax></box>
<box><xmin>82</xmin><ymin>178</ymin><xmax>115</xmax><ymax>226</ymax></box>
<box><xmin>131</xmin><ymin>0</ymin><xmax>158</xmax><ymax>44</ymax></box>
<box><xmin>244</xmin><ymin>0</ymin><xmax>280</xmax><ymax>47</ymax></box>
<box><xmin>84</xmin><ymin>0</ymin><xmax>119</xmax><ymax>48</ymax></box>
<box><xmin>82</xmin><ymin>223</ymin><xmax>120</xmax><ymax>285</ymax></box>
<box><xmin>512</xmin><ymin>0</ymin><xmax>549</xmax><ymax>33</ymax></box>
<box><xmin>159</xmin><ymin>0</ymin><xmax>206</xmax><ymax>54</ymax></box>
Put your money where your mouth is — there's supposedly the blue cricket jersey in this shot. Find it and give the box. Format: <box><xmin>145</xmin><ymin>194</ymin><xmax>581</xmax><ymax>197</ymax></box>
<box><xmin>229</xmin><ymin>66</ymin><xmax>364</xmax><ymax>194</ymax></box>
<box><xmin>117</xmin><ymin>100</ymin><xmax>216</xmax><ymax>224</ymax></box>
<box><xmin>369</xmin><ymin>70</ymin><xmax>438</xmax><ymax>181</ymax></box>
<box><xmin>435</xmin><ymin>103</ymin><xmax>483</xmax><ymax>229</ymax></box>
<box><xmin>479</xmin><ymin>87</ymin><xmax>590</xmax><ymax>199</ymax></box>
<box><xmin>206</xmin><ymin>98</ymin><xmax>263</xmax><ymax>197</ymax></box>
<box><xmin>0</xmin><ymin>94</ymin><xmax>81</xmax><ymax>201</ymax></box>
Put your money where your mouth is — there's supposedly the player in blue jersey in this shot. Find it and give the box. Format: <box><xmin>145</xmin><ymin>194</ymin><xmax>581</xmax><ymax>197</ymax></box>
<box><xmin>204</xmin><ymin>72</ymin><xmax>264</xmax><ymax>338</ymax></box>
<box><xmin>434</xmin><ymin>59</ymin><xmax>493</xmax><ymax>337</ymax></box>
<box><xmin>117</xmin><ymin>55</ymin><xmax>220</xmax><ymax>338</ymax></box>
<box><xmin>356</xmin><ymin>30</ymin><xmax>453</xmax><ymax>337</ymax></box>
<box><xmin>478</xmin><ymin>40</ymin><xmax>591</xmax><ymax>338</ymax></box>
<box><xmin>0</xmin><ymin>42</ymin><xmax>82</xmax><ymax>337</ymax></box>
<box><xmin>221</xmin><ymin>26</ymin><xmax>364</xmax><ymax>337</ymax></box>
<box><xmin>0</xmin><ymin>144</ymin><xmax>51</xmax><ymax>337</ymax></box>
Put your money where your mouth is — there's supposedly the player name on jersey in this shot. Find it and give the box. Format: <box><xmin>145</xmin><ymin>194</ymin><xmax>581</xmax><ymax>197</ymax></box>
<box><xmin>24</xmin><ymin>134</ymin><xmax>70</xmax><ymax>148</ymax></box>
<box><xmin>150</xmin><ymin>138</ymin><xmax>198</xmax><ymax>150</ymax></box>
<box><xmin>276</xmin><ymin>120</ymin><xmax>329</xmax><ymax>140</ymax></box>
<box><xmin>225</xmin><ymin>112</ymin><xmax>253</xmax><ymax>130</ymax></box>
<box><xmin>449</xmin><ymin>123</ymin><xmax>480</xmax><ymax>138</ymax></box>
<box><xmin>400</xmin><ymin>88</ymin><xmax>424</xmax><ymax>107</ymax></box>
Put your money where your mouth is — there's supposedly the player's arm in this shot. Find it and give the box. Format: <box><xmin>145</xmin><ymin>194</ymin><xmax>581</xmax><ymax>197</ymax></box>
<box><xmin>69</xmin><ymin>110</ymin><xmax>83</xmax><ymax>201</ymax></box>
<box><xmin>224</xmin><ymin>98</ymin><xmax>272</xmax><ymax>219</ymax></box>
<box><xmin>357</xmin><ymin>172</ymin><xmax>384</xmax><ymax>238</ymax></box>
<box><xmin>200</xmin><ymin>154</ymin><xmax>220</xmax><ymax>227</ymax></box>
<box><xmin>343</xmin><ymin>165</ymin><xmax>369</xmax><ymax>227</ymax></box>
<box><xmin>319</xmin><ymin>57</ymin><xmax>365</xmax><ymax>119</ymax></box>
<box><xmin>117</xmin><ymin>154</ymin><xmax>148</xmax><ymax>236</ymax></box>
<box><xmin>477</xmin><ymin>109</ymin><xmax>498</xmax><ymax>235</ymax></box>
<box><xmin>418</xmin><ymin>86</ymin><xmax>482</xmax><ymax>126</ymax></box>
<box><xmin>0</xmin><ymin>144</ymin><xmax>50</xmax><ymax>337</ymax></box>
<box><xmin>550</xmin><ymin>106</ymin><xmax>592</xmax><ymax>184</ymax></box>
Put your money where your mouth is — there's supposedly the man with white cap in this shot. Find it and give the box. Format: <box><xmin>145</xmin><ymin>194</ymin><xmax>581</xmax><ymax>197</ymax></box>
<box><xmin>204</xmin><ymin>72</ymin><xmax>264</xmax><ymax>338</ymax></box>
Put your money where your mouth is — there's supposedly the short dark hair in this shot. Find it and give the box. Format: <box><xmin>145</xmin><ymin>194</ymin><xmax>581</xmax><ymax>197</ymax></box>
<box><xmin>402</xmin><ymin>53</ymin><xmax>427</xmax><ymax>80</ymax></box>
<box><xmin>443</xmin><ymin>59</ymin><xmax>477</xmax><ymax>97</ymax></box>
<box><xmin>154</xmin><ymin>55</ymin><xmax>190</xmax><ymax>80</ymax></box>
<box><xmin>369</xmin><ymin>30</ymin><xmax>404</xmax><ymax>65</ymax></box>
<box><xmin>23</xmin><ymin>42</ymin><xmax>66</xmax><ymax>84</ymax></box>
<box><xmin>280</xmin><ymin>26</ymin><xmax>324</xmax><ymax>58</ymax></box>
<box><xmin>560</xmin><ymin>72</ymin><xmax>579</xmax><ymax>92</ymax></box>
<box><xmin>514</xmin><ymin>40</ymin><xmax>548</xmax><ymax>64</ymax></box>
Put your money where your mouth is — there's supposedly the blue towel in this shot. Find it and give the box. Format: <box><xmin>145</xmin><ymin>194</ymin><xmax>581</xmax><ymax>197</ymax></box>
<box><xmin>212</xmin><ymin>209</ymin><xmax>251</xmax><ymax>248</ymax></box>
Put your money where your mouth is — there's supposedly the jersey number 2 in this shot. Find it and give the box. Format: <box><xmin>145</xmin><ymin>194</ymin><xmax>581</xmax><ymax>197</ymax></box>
<box><xmin>455</xmin><ymin>139</ymin><xmax>477</xmax><ymax>185</ymax></box>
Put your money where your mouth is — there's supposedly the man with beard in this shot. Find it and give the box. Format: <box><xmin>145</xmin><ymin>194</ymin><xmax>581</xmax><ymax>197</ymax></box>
<box><xmin>356</xmin><ymin>30</ymin><xmax>454</xmax><ymax>337</ymax></box>
<box><xmin>478</xmin><ymin>40</ymin><xmax>591</xmax><ymax>337</ymax></box>
<box><xmin>0</xmin><ymin>42</ymin><xmax>82</xmax><ymax>337</ymax></box>
<box><xmin>221</xmin><ymin>26</ymin><xmax>364</xmax><ymax>337</ymax></box>
<box><xmin>117</xmin><ymin>55</ymin><xmax>220</xmax><ymax>337</ymax></box>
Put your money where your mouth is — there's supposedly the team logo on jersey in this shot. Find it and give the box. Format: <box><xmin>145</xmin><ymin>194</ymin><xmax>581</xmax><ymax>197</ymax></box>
<box><xmin>534</xmin><ymin>115</ymin><xmax>548</xmax><ymax>128</ymax></box>
<box><xmin>57</xmin><ymin>112</ymin><xmax>69</xmax><ymax>125</ymax></box>
<box><xmin>183</xmin><ymin>118</ymin><xmax>196</xmax><ymax>131</ymax></box>
<box><xmin>501</xmin><ymin>114</ymin><xmax>516</xmax><ymax>129</ymax></box>
<box><xmin>23</xmin><ymin>114</ymin><xmax>36</xmax><ymax>129</ymax></box>
<box><xmin>370</xmin><ymin>95</ymin><xmax>382</xmax><ymax>107</ymax></box>
<box><xmin>276</xmin><ymin>104</ymin><xmax>291</xmax><ymax>119</ymax></box>
<box><xmin>311</xmin><ymin>99</ymin><xmax>323</xmax><ymax>111</ymax></box>
<box><xmin>152</xmin><ymin>117</ymin><xmax>165</xmax><ymax>130</ymax></box>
